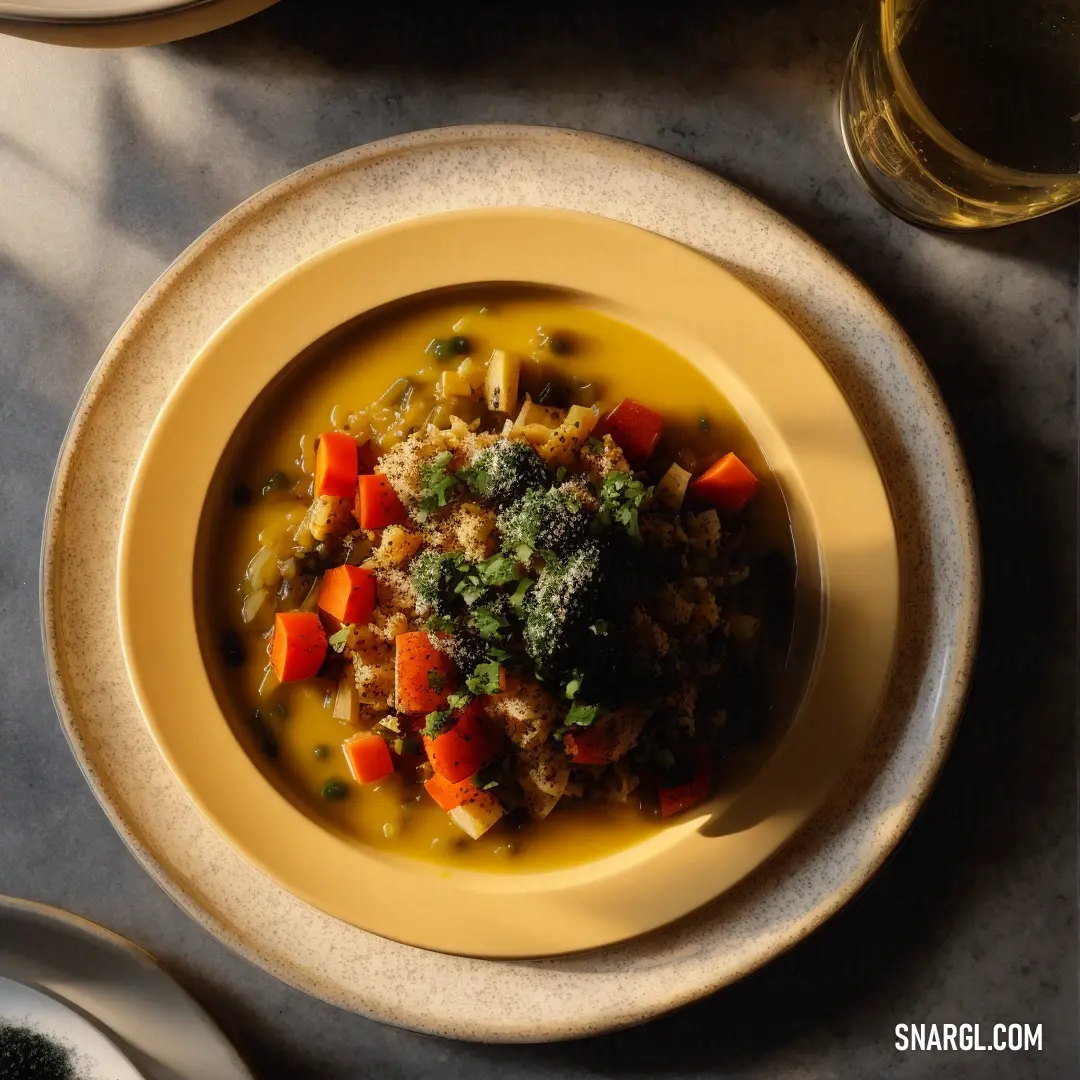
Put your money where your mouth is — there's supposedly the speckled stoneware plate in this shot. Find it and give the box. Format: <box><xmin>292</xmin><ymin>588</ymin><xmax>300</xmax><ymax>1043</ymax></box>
<box><xmin>116</xmin><ymin>207</ymin><xmax>899</xmax><ymax>959</ymax></box>
<box><xmin>0</xmin><ymin>896</ymin><xmax>253</xmax><ymax>1080</ymax></box>
<box><xmin>0</xmin><ymin>0</ymin><xmax>275</xmax><ymax>46</ymax></box>
<box><xmin>41</xmin><ymin>126</ymin><xmax>979</xmax><ymax>1039</ymax></box>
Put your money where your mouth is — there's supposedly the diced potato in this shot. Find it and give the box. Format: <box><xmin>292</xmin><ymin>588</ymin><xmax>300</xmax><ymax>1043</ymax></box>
<box><xmin>655</xmin><ymin>463</ymin><xmax>693</xmax><ymax>510</ymax></box>
<box><xmin>485</xmin><ymin>348</ymin><xmax>520</xmax><ymax>414</ymax></box>
<box><xmin>512</xmin><ymin>394</ymin><xmax>565</xmax><ymax>432</ymax></box>
<box><xmin>536</xmin><ymin>404</ymin><xmax>599</xmax><ymax>465</ymax></box>
<box><xmin>309</xmin><ymin>495</ymin><xmax>355</xmax><ymax>541</ymax></box>
<box><xmin>726</xmin><ymin>611</ymin><xmax>762</xmax><ymax>643</ymax></box>
<box><xmin>333</xmin><ymin>665</ymin><xmax>360</xmax><ymax>724</ymax></box>
<box><xmin>371</xmin><ymin>524</ymin><xmax>424</xmax><ymax>568</ymax></box>
<box><xmin>517</xmin><ymin>766</ymin><xmax>562</xmax><ymax>820</ymax></box>
<box><xmin>521</xmin><ymin>423</ymin><xmax>555</xmax><ymax>446</ymax></box>
<box><xmin>440</xmin><ymin>369</ymin><xmax>481</xmax><ymax>399</ymax></box>
<box><xmin>457</xmin><ymin>356</ymin><xmax>486</xmax><ymax>384</ymax></box>
<box><xmin>449</xmin><ymin>793</ymin><xmax>504</xmax><ymax>839</ymax></box>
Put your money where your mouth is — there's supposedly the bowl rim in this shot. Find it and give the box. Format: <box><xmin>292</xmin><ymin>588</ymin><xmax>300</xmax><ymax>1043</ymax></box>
<box><xmin>116</xmin><ymin>206</ymin><xmax>899</xmax><ymax>959</ymax></box>
<box><xmin>113</xmin><ymin>206</ymin><xmax>898</xmax><ymax>959</ymax></box>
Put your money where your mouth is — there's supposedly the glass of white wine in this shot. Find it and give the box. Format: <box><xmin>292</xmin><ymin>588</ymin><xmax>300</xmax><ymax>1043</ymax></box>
<box><xmin>840</xmin><ymin>0</ymin><xmax>1080</xmax><ymax>229</ymax></box>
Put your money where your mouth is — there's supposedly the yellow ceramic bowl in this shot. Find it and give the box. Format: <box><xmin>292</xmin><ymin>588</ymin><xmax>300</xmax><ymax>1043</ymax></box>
<box><xmin>117</xmin><ymin>208</ymin><xmax>899</xmax><ymax>958</ymax></box>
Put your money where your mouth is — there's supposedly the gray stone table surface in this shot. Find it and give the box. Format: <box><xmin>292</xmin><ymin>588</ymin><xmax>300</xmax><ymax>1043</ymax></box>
<box><xmin>0</xmin><ymin>1</ymin><xmax>1076</xmax><ymax>1077</ymax></box>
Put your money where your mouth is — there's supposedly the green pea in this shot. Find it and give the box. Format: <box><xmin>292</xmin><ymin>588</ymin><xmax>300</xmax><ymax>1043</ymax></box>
<box><xmin>698</xmin><ymin>416</ymin><xmax>711</xmax><ymax>433</ymax></box>
<box><xmin>231</xmin><ymin>482</ymin><xmax>253</xmax><ymax>507</ymax></box>
<box><xmin>313</xmin><ymin>744</ymin><xmax>329</xmax><ymax>760</ymax></box>
<box><xmin>548</xmin><ymin>333</ymin><xmax>574</xmax><ymax>355</ymax></box>
<box><xmin>321</xmin><ymin>778</ymin><xmax>347</xmax><ymax>800</ymax></box>
<box><xmin>450</xmin><ymin>335</ymin><xmax>470</xmax><ymax>354</ymax></box>
<box><xmin>262</xmin><ymin>471</ymin><xmax>290</xmax><ymax>495</ymax></box>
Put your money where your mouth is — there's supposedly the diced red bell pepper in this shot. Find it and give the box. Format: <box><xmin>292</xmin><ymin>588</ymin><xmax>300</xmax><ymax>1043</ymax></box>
<box><xmin>314</xmin><ymin>431</ymin><xmax>358</xmax><ymax>498</ymax></box>
<box><xmin>688</xmin><ymin>452</ymin><xmax>760</xmax><ymax>512</ymax></box>
<box><xmin>658</xmin><ymin>745</ymin><xmax>713</xmax><ymax>817</ymax></box>
<box><xmin>423</xmin><ymin>700</ymin><xmax>502</xmax><ymax>783</ymax></box>
<box><xmin>317</xmin><ymin>564</ymin><xmax>377</xmax><ymax>625</ymax></box>
<box><xmin>595</xmin><ymin>398</ymin><xmax>665</xmax><ymax>465</ymax></box>
<box><xmin>342</xmin><ymin>732</ymin><xmax>394</xmax><ymax>784</ymax></box>
<box><xmin>355</xmin><ymin>473</ymin><xmax>407</xmax><ymax>529</ymax></box>
<box><xmin>564</xmin><ymin>721</ymin><xmax>620</xmax><ymax>765</ymax></box>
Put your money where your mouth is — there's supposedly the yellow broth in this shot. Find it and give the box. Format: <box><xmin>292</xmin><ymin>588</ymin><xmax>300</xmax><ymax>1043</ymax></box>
<box><xmin>201</xmin><ymin>289</ymin><xmax>795</xmax><ymax>871</ymax></box>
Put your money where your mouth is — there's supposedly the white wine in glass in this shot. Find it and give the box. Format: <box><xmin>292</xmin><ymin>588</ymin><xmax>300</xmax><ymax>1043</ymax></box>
<box><xmin>841</xmin><ymin>0</ymin><xmax>1080</xmax><ymax>229</ymax></box>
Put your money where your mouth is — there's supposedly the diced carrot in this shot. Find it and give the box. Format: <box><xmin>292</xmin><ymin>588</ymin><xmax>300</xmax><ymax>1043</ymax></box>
<box><xmin>269</xmin><ymin>611</ymin><xmax>327</xmax><ymax>682</ymax></box>
<box><xmin>595</xmin><ymin>398</ymin><xmax>664</xmax><ymax>465</ymax></box>
<box><xmin>658</xmin><ymin>745</ymin><xmax>713</xmax><ymax>817</ymax></box>
<box><xmin>342</xmin><ymin>732</ymin><xmax>394</xmax><ymax>784</ymax></box>
<box><xmin>355</xmin><ymin>473</ymin><xmax>407</xmax><ymax>530</ymax></box>
<box><xmin>688</xmin><ymin>452</ymin><xmax>760</xmax><ymax>512</ymax></box>
<box><xmin>317</xmin><ymin>564</ymin><xmax>377</xmax><ymax>625</ymax></box>
<box><xmin>563</xmin><ymin>722</ymin><xmax>619</xmax><ymax>765</ymax></box>
<box><xmin>423</xmin><ymin>700</ymin><xmax>502</xmax><ymax>783</ymax></box>
<box><xmin>424</xmin><ymin>772</ymin><xmax>477</xmax><ymax>811</ymax></box>
<box><xmin>394</xmin><ymin>631</ymin><xmax>457</xmax><ymax>714</ymax></box>
<box><xmin>314</xmin><ymin>431</ymin><xmax>358</xmax><ymax>498</ymax></box>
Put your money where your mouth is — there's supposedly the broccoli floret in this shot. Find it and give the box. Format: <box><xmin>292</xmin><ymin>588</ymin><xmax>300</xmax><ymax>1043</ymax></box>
<box><xmin>439</xmin><ymin>630</ymin><xmax>490</xmax><ymax>674</ymax></box>
<box><xmin>460</xmin><ymin>439</ymin><xmax>548</xmax><ymax>508</ymax></box>
<box><xmin>523</xmin><ymin>542</ymin><xmax>605</xmax><ymax>675</ymax></box>
<box><xmin>498</xmin><ymin>486</ymin><xmax>590</xmax><ymax>556</ymax></box>
<box><xmin>409</xmin><ymin>551</ymin><xmax>466</xmax><ymax>615</ymax></box>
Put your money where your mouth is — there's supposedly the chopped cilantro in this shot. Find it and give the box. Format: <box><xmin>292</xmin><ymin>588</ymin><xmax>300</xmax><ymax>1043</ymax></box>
<box><xmin>424</xmin><ymin>614</ymin><xmax>455</xmax><ymax>634</ymax></box>
<box><xmin>416</xmin><ymin>450</ymin><xmax>460</xmax><ymax>521</ymax></box>
<box><xmin>507</xmin><ymin>576</ymin><xmax>533</xmax><ymax>612</ymax></box>
<box><xmin>564</xmin><ymin>673</ymin><xmax>583</xmax><ymax>700</ymax></box>
<box><xmin>454</xmin><ymin>575</ymin><xmax>486</xmax><ymax>606</ymax></box>
<box><xmin>586</xmin><ymin>436</ymin><xmax>604</xmax><ymax>453</ymax></box>
<box><xmin>379</xmin><ymin>715</ymin><xmax>402</xmax><ymax>734</ymax></box>
<box><xmin>589</xmin><ymin>620</ymin><xmax>610</xmax><ymax>636</ymax></box>
<box><xmin>328</xmin><ymin>625</ymin><xmax>351</xmax><ymax>653</ymax></box>
<box><xmin>478</xmin><ymin>551</ymin><xmax>519</xmax><ymax>586</ymax></box>
<box><xmin>555</xmin><ymin>466</ymin><xmax>567</xmax><ymax>483</ymax></box>
<box><xmin>457</xmin><ymin>464</ymin><xmax>492</xmax><ymax>497</ymax></box>
<box><xmin>596</xmin><ymin>471</ymin><xmax>653</xmax><ymax>542</ymax></box>
<box><xmin>471</xmin><ymin>605</ymin><xmax>509</xmax><ymax>640</ymax></box>
<box><xmin>515</xmin><ymin>543</ymin><xmax>534</xmax><ymax>564</ymax></box>
<box><xmin>427</xmin><ymin>669</ymin><xmax>448</xmax><ymax>692</ymax></box>
<box><xmin>487</xmin><ymin>645</ymin><xmax>511</xmax><ymax>663</ymax></box>
<box><xmin>423</xmin><ymin>709</ymin><xmax>456</xmax><ymax>738</ymax></box>
<box><xmin>446</xmin><ymin>689</ymin><xmax>472</xmax><ymax>711</ymax></box>
<box><xmin>565</xmin><ymin>702</ymin><xmax>602</xmax><ymax>727</ymax></box>
<box><xmin>466</xmin><ymin>660</ymin><xmax>503</xmax><ymax>696</ymax></box>
<box><xmin>482</xmin><ymin>780</ymin><xmax>500</xmax><ymax>790</ymax></box>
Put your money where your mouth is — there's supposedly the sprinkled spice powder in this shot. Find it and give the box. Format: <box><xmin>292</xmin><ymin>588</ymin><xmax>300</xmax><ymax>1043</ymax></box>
<box><xmin>0</xmin><ymin>1023</ymin><xmax>78</xmax><ymax>1080</ymax></box>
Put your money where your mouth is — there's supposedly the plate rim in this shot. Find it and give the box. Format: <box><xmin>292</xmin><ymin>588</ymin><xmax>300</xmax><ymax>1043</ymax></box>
<box><xmin>115</xmin><ymin>205</ymin><xmax>900</xmax><ymax>958</ymax></box>
<box><xmin>39</xmin><ymin>124</ymin><xmax>980</xmax><ymax>1041</ymax></box>
<box><xmin>0</xmin><ymin>894</ymin><xmax>255</xmax><ymax>1079</ymax></box>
